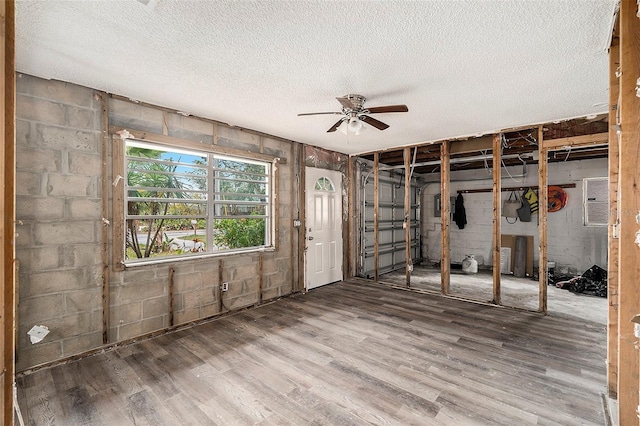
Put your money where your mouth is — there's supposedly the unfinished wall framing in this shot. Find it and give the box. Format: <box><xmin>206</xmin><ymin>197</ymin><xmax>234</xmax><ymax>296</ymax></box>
<box><xmin>354</xmin><ymin>157</ymin><xmax>421</xmax><ymax>280</ymax></box>
<box><xmin>356</xmin><ymin>122</ymin><xmax>609</xmax><ymax>316</ymax></box>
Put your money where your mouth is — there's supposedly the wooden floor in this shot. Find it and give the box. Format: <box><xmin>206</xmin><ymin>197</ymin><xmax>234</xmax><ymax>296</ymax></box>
<box><xmin>16</xmin><ymin>280</ymin><xmax>607</xmax><ymax>425</ymax></box>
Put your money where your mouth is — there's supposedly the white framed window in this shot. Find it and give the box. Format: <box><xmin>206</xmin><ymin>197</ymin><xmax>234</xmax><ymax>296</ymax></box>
<box><xmin>583</xmin><ymin>177</ymin><xmax>608</xmax><ymax>226</ymax></box>
<box><xmin>124</xmin><ymin>139</ymin><xmax>272</xmax><ymax>263</ymax></box>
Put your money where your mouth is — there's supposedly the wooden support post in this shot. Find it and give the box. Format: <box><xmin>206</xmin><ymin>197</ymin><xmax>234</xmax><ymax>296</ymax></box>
<box><xmin>538</xmin><ymin>126</ymin><xmax>548</xmax><ymax>313</ymax></box>
<box><xmin>440</xmin><ymin>141</ymin><xmax>450</xmax><ymax>294</ymax></box>
<box><xmin>1</xmin><ymin>1</ymin><xmax>14</xmax><ymax>423</ymax></box>
<box><xmin>492</xmin><ymin>134</ymin><xmax>502</xmax><ymax>305</ymax></box>
<box><xmin>168</xmin><ymin>266</ymin><xmax>175</xmax><ymax>326</ymax></box>
<box><xmin>347</xmin><ymin>156</ymin><xmax>356</xmax><ymax>279</ymax></box>
<box><xmin>607</xmin><ymin>16</ymin><xmax>620</xmax><ymax>398</ymax></box>
<box><xmin>289</xmin><ymin>143</ymin><xmax>295</xmax><ymax>291</ymax></box>
<box><xmin>373</xmin><ymin>152</ymin><xmax>380</xmax><ymax>282</ymax></box>
<box><xmin>100</xmin><ymin>93</ymin><xmax>110</xmax><ymax>344</ymax></box>
<box><xmin>298</xmin><ymin>144</ymin><xmax>306</xmax><ymax>291</ymax></box>
<box><xmin>617</xmin><ymin>1</ymin><xmax>640</xmax><ymax>422</ymax></box>
<box><xmin>404</xmin><ymin>147</ymin><xmax>411</xmax><ymax>287</ymax></box>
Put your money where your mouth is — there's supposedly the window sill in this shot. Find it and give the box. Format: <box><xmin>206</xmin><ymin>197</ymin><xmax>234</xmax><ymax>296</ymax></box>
<box><xmin>123</xmin><ymin>246</ymin><xmax>275</xmax><ymax>268</ymax></box>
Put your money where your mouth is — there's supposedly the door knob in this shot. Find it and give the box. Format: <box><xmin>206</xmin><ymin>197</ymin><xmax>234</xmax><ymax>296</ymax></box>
<box><xmin>308</xmin><ymin>236</ymin><xmax>314</xmax><ymax>240</ymax></box>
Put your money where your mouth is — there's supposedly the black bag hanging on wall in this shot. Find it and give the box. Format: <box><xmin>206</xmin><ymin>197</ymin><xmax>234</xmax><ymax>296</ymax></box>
<box><xmin>516</xmin><ymin>191</ymin><xmax>532</xmax><ymax>222</ymax></box>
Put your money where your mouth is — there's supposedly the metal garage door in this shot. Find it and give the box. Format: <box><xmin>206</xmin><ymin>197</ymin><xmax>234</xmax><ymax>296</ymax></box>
<box><xmin>360</xmin><ymin>172</ymin><xmax>421</xmax><ymax>277</ymax></box>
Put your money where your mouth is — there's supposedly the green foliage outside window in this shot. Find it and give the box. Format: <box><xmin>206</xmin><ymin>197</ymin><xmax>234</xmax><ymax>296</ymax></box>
<box><xmin>213</xmin><ymin>215</ymin><xmax>266</xmax><ymax>249</ymax></box>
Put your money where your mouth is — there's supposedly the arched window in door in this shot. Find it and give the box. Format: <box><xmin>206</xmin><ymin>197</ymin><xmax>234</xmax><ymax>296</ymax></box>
<box><xmin>314</xmin><ymin>177</ymin><xmax>335</xmax><ymax>192</ymax></box>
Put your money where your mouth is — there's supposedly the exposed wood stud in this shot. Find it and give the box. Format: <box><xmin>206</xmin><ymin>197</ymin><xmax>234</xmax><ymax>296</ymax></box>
<box><xmin>607</xmin><ymin>14</ymin><xmax>620</xmax><ymax>398</ymax></box>
<box><xmin>259</xmin><ymin>136</ymin><xmax>264</xmax><ymax>153</ymax></box>
<box><xmin>168</xmin><ymin>266</ymin><xmax>175</xmax><ymax>327</ymax></box>
<box><xmin>450</xmin><ymin>136</ymin><xmax>493</xmax><ymax>154</ymax></box>
<box><xmin>617</xmin><ymin>1</ymin><xmax>640</xmax><ymax>422</ymax></box>
<box><xmin>440</xmin><ymin>141</ymin><xmax>450</xmax><ymax>294</ymax></box>
<box><xmin>538</xmin><ymin>126</ymin><xmax>548</xmax><ymax>313</ymax></box>
<box><xmin>100</xmin><ymin>92</ymin><xmax>110</xmax><ymax>344</ymax></box>
<box><xmin>541</xmin><ymin>132</ymin><xmax>608</xmax><ymax>150</ymax></box>
<box><xmin>1</xmin><ymin>1</ymin><xmax>15</xmax><ymax>422</ymax></box>
<box><xmin>404</xmin><ymin>147</ymin><xmax>411</xmax><ymax>288</ymax></box>
<box><xmin>373</xmin><ymin>152</ymin><xmax>380</xmax><ymax>282</ymax></box>
<box><xmin>111</xmin><ymin>136</ymin><xmax>125</xmax><ymax>272</ymax></box>
<box><xmin>289</xmin><ymin>143</ymin><xmax>295</xmax><ymax>292</ymax></box>
<box><xmin>492</xmin><ymin>134</ymin><xmax>501</xmax><ymax>305</ymax></box>
<box><xmin>346</xmin><ymin>156</ymin><xmax>356</xmax><ymax>279</ymax></box>
<box><xmin>212</xmin><ymin>123</ymin><xmax>218</xmax><ymax>145</ymax></box>
<box><xmin>298</xmin><ymin>145</ymin><xmax>306</xmax><ymax>291</ymax></box>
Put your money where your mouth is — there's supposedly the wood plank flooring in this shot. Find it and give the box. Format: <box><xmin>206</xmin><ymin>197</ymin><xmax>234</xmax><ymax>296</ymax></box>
<box><xmin>16</xmin><ymin>280</ymin><xmax>607</xmax><ymax>425</ymax></box>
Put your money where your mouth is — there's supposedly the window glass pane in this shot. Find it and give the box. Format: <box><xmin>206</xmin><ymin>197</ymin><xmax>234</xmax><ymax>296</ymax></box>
<box><xmin>126</xmin><ymin>218</ymin><xmax>207</xmax><ymax>260</ymax></box>
<box><xmin>213</xmin><ymin>217</ymin><xmax>267</xmax><ymax>250</ymax></box>
<box><xmin>315</xmin><ymin>177</ymin><xmax>334</xmax><ymax>191</ymax></box>
<box><xmin>124</xmin><ymin>139</ymin><xmax>272</xmax><ymax>262</ymax></box>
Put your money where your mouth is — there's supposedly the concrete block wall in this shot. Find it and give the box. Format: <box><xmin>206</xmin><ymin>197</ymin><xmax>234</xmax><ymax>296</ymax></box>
<box><xmin>15</xmin><ymin>74</ymin><xmax>103</xmax><ymax>370</ymax></box>
<box><xmin>15</xmin><ymin>74</ymin><xmax>300</xmax><ymax>370</ymax></box>
<box><xmin>108</xmin><ymin>102</ymin><xmax>296</xmax><ymax>341</ymax></box>
<box><xmin>421</xmin><ymin>158</ymin><xmax>608</xmax><ymax>274</ymax></box>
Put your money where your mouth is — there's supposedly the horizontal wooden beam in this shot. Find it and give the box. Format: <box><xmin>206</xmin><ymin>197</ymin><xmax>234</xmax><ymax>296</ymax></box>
<box><xmin>450</xmin><ymin>136</ymin><xmax>493</xmax><ymax>154</ymax></box>
<box><xmin>109</xmin><ymin>126</ymin><xmax>287</xmax><ymax>164</ymax></box>
<box><xmin>542</xmin><ymin>133</ymin><xmax>608</xmax><ymax>150</ymax></box>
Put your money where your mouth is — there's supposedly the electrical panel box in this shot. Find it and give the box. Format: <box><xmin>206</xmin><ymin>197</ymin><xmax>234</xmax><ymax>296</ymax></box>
<box><xmin>434</xmin><ymin>194</ymin><xmax>456</xmax><ymax>218</ymax></box>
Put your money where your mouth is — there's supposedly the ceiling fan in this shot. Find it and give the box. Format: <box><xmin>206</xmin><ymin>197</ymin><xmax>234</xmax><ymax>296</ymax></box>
<box><xmin>298</xmin><ymin>94</ymin><xmax>408</xmax><ymax>133</ymax></box>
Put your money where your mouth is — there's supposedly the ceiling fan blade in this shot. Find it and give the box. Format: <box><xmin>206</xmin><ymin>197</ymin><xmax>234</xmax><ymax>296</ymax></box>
<box><xmin>327</xmin><ymin>119</ymin><xmax>344</xmax><ymax>133</ymax></box>
<box><xmin>366</xmin><ymin>104</ymin><xmax>409</xmax><ymax>114</ymax></box>
<box><xmin>336</xmin><ymin>96</ymin><xmax>355</xmax><ymax>110</ymax></box>
<box><xmin>361</xmin><ymin>115</ymin><xmax>390</xmax><ymax>130</ymax></box>
<box><xmin>298</xmin><ymin>112</ymin><xmax>342</xmax><ymax>116</ymax></box>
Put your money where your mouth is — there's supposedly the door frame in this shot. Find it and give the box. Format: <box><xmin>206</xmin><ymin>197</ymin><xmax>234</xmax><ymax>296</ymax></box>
<box><xmin>304</xmin><ymin>167</ymin><xmax>343</xmax><ymax>290</ymax></box>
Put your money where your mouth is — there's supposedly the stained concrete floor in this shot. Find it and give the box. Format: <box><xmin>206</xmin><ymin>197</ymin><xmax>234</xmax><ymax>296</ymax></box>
<box><xmin>379</xmin><ymin>264</ymin><xmax>608</xmax><ymax>326</ymax></box>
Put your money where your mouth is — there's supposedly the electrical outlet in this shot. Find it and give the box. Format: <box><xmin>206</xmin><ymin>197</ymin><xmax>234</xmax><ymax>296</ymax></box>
<box><xmin>222</xmin><ymin>282</ymin><xmax>229</xmax><ymax>292</ymax></box>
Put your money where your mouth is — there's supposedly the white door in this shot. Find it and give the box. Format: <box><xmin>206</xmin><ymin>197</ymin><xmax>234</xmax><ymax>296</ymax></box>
<box><xmin>305</xmin><ymin>167</ymin><xmax>343</xmax><ymax>290</ymax></box>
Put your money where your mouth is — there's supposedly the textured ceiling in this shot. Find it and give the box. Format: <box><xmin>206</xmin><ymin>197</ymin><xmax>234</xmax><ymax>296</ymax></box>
<box><xmin>15</xmin><ymin>0</ymin><xmax>618</xmax><ymax>155</ymax></box>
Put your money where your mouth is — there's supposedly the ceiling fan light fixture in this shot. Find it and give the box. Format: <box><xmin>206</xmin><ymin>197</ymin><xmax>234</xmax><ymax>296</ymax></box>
<box><xmin>347</xmin><ymin>117</ymin><xmax>363</xmax><ymax>133</ymax></box>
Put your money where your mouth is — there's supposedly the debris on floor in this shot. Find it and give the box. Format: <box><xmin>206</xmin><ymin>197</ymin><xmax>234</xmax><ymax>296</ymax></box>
<box><xmin>549</xmin><ymin>265</ymin><xmax>608</xmax><ymax>297</ymax></box>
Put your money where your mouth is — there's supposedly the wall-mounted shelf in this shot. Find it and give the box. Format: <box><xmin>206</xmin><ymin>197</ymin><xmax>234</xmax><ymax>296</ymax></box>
<box><xmin>457</xmin><ymin>183</ymin><xmax>576</xmax><ymax>194</ymax></box>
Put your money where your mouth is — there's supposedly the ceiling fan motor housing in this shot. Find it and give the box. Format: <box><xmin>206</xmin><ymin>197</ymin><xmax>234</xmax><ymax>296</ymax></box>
<box><xmin>344</xmin><ymin>94</ymin><xmax>366</xmax><ymax>112</ymax></box>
